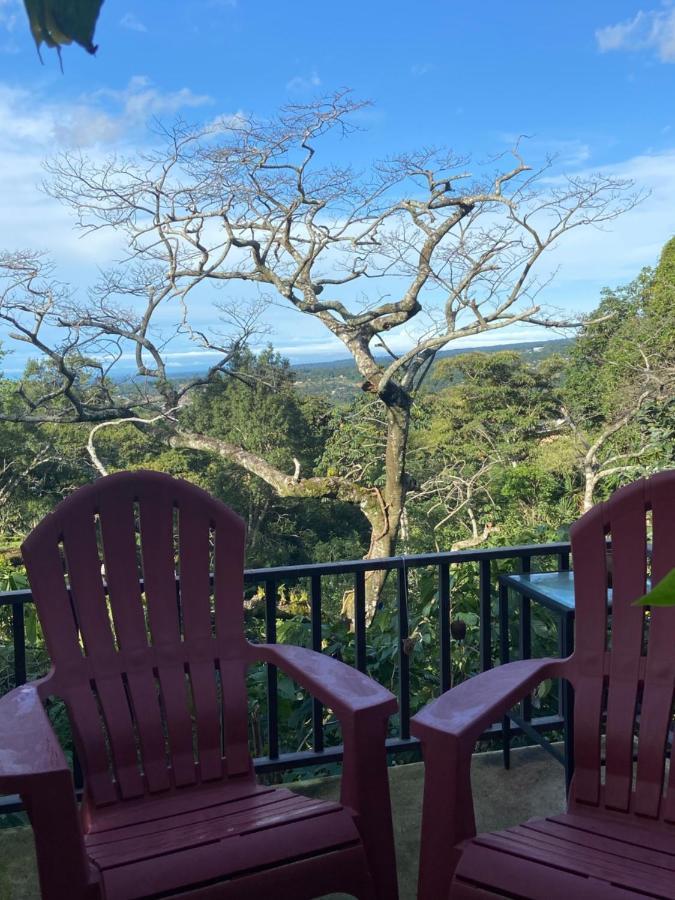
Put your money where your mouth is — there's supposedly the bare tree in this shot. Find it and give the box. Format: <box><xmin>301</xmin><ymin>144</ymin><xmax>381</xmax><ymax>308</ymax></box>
<box><xmin>410</xmin><ymin>461</ymin><xmax>498</xmax><ymax>552</ymax></box>
<box><xmin>1</xmin><ymin>93</ymin><xmax>639</xmax><ymax>618</ymax></box>
<box><xmin>561</xmin><ymin>364</ymin><xmax>673</xmax><ymax>512</ymax></box>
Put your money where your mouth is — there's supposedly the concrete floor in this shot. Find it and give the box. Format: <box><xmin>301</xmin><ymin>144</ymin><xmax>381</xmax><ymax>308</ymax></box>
<box><xmin>0</xmin><ymin>745</ymin><xmax>566</xmax><ymax>900</ymax></box>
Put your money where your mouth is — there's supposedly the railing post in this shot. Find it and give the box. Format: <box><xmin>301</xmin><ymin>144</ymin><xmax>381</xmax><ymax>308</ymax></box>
<box><xmin>498</xmin><ymin>578</ymin><xmax>511</xmax><ymax>769</ymax></box>
<box><xmin>439</xmin><ymin>564</ymin><xmax>451</xmax><ymax>694</ymax></box>
<box><xmin>518</xmin><ymin>556</ymin><xmax>532</xmax><ymax>723</ymax></box>
<box><xmin>479</xmin><ymin>559</ymin><xmax>492</xmax><ymax>672</ymax></box>
<box><xmin>310</xmin><ymin>573</ymin><xmax>324</xmax><ymax>754</ymax></box>
<box><xmin>264</xmin><ymin>578</ymin><xmax>279</xmax><ymax>760</ymax></box>
<box><xmin>354</xmin><ymin>571</ymin><xmax>367</xmax><ymax>674</ymax></box>
<box><xmin>398</xmin><ymin>563</ymin><xmax>410</xmax><ymax>740</ymax></box>
<box><xmin>12</xmin><ymin>601</ymin><xmax>26</xmax><ymax>687</ymax></box>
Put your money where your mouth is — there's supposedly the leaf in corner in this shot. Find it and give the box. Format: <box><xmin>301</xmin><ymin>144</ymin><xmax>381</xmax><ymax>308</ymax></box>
<box><xmin>24</xmin><ymin>0</ymin><xmax>104</xmax><ymax>59</ymax></box>
<box><xmin>633</xmin><ymin>567</ymin><xmax>675</xmax><ymax>607</ymax></box>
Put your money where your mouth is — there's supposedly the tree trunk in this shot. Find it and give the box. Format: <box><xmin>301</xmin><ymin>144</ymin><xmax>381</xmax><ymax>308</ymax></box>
<box><xmin>360</xmin><ymin>404</ymin><xmax>411</xmax><ymax>621</ymax></box>
<box><xmin>582</xmin><ymin>465</ymin><xmax>597</xmax><ymax>512</ymax></box>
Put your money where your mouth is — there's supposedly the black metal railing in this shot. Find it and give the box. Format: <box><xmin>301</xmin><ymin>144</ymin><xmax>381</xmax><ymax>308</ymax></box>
<box><xmin>0</xmin><ymin>541</ymin><xmax>571</xmax><ymax>802</ymax></box>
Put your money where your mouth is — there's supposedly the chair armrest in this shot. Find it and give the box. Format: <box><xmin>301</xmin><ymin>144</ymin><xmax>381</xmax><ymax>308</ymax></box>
<box><xmin>0</xmin><ymin>683</ymin><xmax>70</xmax><ymax>793</ymax></box>
<box><xmin>411</xmin><ymin>657</ymin><xmax>565</xmax><ymax>746</ymax></box>
<box><xmin>249</xmin><ymin>643</ymin><xmax>397</xmax><ymax>720</ymax></box>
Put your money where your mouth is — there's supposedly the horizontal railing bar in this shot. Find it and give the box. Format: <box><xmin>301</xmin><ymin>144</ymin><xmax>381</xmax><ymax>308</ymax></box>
<box><xmin>251</xmin><ymin>713</ymin><xmax>565</xmax><ymax>773</ymax></box>
<box><xmin>0</xmin><ymin>589</ymin><xmax>33</xmax><ymax>605</ymax></box>
<box><xmin>243</xmin><ymin>543</ymin><xmax>571</xmax><ymax>581</ymax></box>
<box><xmin>0</xmin><ymin>542</ymin><xmax>571</xmax><ymax>606</ymax></box>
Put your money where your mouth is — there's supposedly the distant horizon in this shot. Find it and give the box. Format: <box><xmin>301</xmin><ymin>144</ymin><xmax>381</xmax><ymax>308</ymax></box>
<box><xmin>0</xmin><ymin>328</ymin><xmax>572</xmax><ymax>378</ymax></box>
<box><xmin>1</xmin><ymin>334</ymin><xmax>573</xmax><ymax>383</ymax></box>
<box><xmin>287</xmin><ymin>334</ymin><xmax>570</xmax><ymax>371</ymax></box>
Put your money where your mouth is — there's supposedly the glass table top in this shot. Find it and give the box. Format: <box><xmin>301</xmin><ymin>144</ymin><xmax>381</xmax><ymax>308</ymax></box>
<box><xmin>502</xmin><ymin>571</ymin><xmax>577</xmax><ymax>610</ymax></box>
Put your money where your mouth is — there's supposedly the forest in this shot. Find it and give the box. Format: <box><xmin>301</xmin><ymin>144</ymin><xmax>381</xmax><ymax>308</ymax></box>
<box><xmin>0</xmin><ymin>237</ymin><xmax>673</xmax><ymax>770</ymax></box>
<box><xmin>1</xmin><ymin>238</ymin><xmax>674</xmax><ymax>572</ymax></box>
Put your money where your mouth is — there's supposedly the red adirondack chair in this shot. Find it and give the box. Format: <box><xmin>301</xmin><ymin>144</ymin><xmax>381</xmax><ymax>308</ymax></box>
<box><xmin>0</xmin><ymin>471</ymin><xmax>399</xmax><ymax>900</ymax></box>
<box><xmin>412</xmin><ymin>471</ymin><xmax>675</xmax><ymax>899</ymax></box>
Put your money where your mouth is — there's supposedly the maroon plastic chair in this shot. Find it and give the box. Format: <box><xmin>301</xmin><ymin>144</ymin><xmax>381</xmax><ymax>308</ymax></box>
<box><xmin>412</xmin><ymin>471</ymin><xmax>675</xmax><ymax>899</ymax></box>
<box><xmin>0</xmin><ymin>471</ymin><xmax>398</xmax><ymax>900</ymax></box>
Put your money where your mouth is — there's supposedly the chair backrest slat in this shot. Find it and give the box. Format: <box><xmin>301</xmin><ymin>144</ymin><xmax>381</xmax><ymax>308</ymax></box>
<box><xmin>602</xmin><ymin>481</ymin><xmax>647</xmax><ymax>813</ymax></box>
<box><xmin>21</xmin><ymin>471</ymin><xmax>249</xmax><ymax>808</ymax></box>
<box><xmin>177</xmin><ymin>500</ymin><xmax>213</xmax><ymax>644</ymax></box>
<box><xmin>213</xmin><ymin>524</ymin><xmax>249</xmax><ymax>776</ymax></box>
<box><xmin>570</xmin><ymin>504</ymin><xmax>608</xmax><ymax>806</ymax></box>
<box><xmin>61</xmin><ymin>509</ymin><xmax>117</xmax><ymax>662</ymax></box>
<box><xmin>98</xmin><ymin>495</ymin><xmax>148</xmax><ymax>652</ymax></box>
<box><xmin>138</xmin><ymin>492</ymin><xmax>181</xmax><ymax>647</ymax></box>
<box><xmin>175</xmin><ymin>500</ymin><xmax>223</xmax><ymax>781</ymax></box>
<box><xmin>123</xmin><ymin>669</ymin><xmax>172</xmax><ymax>794</ymax></box>
<box><xmin>92</xmin><ymin>676</ymin><xmax>145</xmax><ymax>800</ymax></box>
<box><xmin>21</xmin><ymin>538</ymin><xmax>82</xmax><ymax>667</ymax></box>
<box><xmin>639</xmin><ymin>473</ymin><xmax>675</xmax><ymax>820</ymax></box>
<box><xmin>65</xmin><ymin>682</ymin><xmax>120</xmax><ymax>806</ymax></box>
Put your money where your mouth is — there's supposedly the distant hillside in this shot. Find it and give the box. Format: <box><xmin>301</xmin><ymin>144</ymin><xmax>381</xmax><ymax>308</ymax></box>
<box><xmin>292</xmin><ymin>338</ymin><xmax>572</xmax><ymax>403</ymax></box>
<box><xmin>112</xmin><ymin>337</ymin><xmax>573</xmax><ymax>403</ymax></box>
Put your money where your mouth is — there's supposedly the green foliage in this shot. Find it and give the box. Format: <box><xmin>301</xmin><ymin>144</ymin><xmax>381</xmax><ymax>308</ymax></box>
<box><xmin>634</xmin><ymin>568</ymin><xmax>675</xmax><ymax>607</ymax></box>
<box><xmin>426</xmin><ymin>350</ymin><xmax>562</xmax><ymax>461</ymax></box>
<box><xmin>98</xmin><ymin>348</ymin><xmax>371</xmax><ymax>569</ymax></box>
<box><xmin>182</xmin><ymin>347</ymin><xmax>329</xmax><ymax>475</ymax></box>
<box><xmin>406</xmin><ymin>350</ymin><xmax>574</xmax><ymax>550</ymax></box>
<box><xmin>318</xmin><ymin>397</ymin><xmax>386</xmax><ymax>485</ymax></box>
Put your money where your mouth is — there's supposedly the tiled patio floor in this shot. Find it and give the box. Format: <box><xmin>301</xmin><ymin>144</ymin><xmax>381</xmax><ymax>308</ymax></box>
<box><xmin>0</xmin><ymin>745</ymin><xmax>566</xmax><ymax>899</ymax></box>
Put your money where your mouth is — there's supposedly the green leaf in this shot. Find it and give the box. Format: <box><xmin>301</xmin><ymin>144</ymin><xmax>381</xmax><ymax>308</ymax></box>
<box><xmin>23</xmin><ymin>0</ymin><xmax>104</xmax><ymax>62</ymax></box>
<box><xmin>633</xmin><ymin>567</ymin><xmax>675</xmax><ymax>606</ymax></box>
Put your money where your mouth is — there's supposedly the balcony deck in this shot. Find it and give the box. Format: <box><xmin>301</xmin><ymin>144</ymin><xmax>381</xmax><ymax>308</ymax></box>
<box><xmin>0</xmin><ymin>744</ymin><xmax>565</xmax><ymax>899</ymax></box>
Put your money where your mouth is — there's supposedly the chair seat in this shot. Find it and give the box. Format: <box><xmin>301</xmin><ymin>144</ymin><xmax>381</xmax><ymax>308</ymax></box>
<box><xmin>453</xmin><ymin>811</ymin><xmax>675</xmax><ymax>899</ymax></box>
<box><xmin>85</xmin><ymin>779</ymin><xmax>364</xmax><ymax>899</ymax></box>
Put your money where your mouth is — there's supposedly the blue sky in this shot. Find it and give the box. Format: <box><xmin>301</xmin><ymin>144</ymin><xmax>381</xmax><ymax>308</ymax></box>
<box><xmin>0</xmin><ymin>0</ymin><xmax>674</xmax><ymax>372</ymax></box>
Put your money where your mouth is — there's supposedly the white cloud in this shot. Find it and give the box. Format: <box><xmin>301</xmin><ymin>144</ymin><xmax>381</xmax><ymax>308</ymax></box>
<box><xmin>286</xmin><ymin>70</ymin><xmax>321</xmax><ymax>92</ymax></box>
<box><xmin>89</xmin><ymin>76</ymin><xmax>211</xmax><ymax>132</ymax></box>
<box><xmin>0</xmin><ymin>75</ymin><xmax>218</xmax><ymax>272</ymax></box>
<box><xmin>0</xmin><ymin>77</ymin><xmax>212</xmax><ymax>152</ymax></box>
<box><xmin>596</xmin><ymin>6</ymin><xmax>675</xmax><ymax>62</ymax></box>
<box><xmin>120</xmin><ymin>12</ymin><xmax>148</xmax><ymax>33</ymax></box>
<box><xmin>529</xmin><ymin>148</ymin><xmax>675</xmax><ymax>316</ymax></box>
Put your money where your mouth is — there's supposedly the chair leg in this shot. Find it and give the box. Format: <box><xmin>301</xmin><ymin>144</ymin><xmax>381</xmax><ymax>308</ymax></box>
<box><xmin>417</xmin><ymin>739</ymin><xmax>475</xmax><ymax>900</ymax></box>
<box><xmin>23</xmin><ymin>772</ymin><xmax>93</xmax><ymax>900</ymax></box>
<box><xmin>341</xmin><ymin>714</ymin><xmax>399</xmax><ymax>900</ymax></box>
